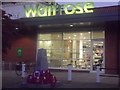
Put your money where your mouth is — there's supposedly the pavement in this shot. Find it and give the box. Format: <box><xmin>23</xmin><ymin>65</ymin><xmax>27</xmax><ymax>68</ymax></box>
<box><xmin>2</xmin><ymin>70</ymin><xmax>120</xmax><ymax>88</ymax></box>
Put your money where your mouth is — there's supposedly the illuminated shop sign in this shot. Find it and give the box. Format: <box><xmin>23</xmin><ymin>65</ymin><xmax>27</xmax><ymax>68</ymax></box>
<box><xmin>24</xmin><ymin>2</ymin><xmax>94</xmax><ymax>17</ymax></box>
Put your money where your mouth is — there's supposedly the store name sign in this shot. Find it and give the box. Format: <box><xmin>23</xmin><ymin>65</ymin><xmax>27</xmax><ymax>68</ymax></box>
<box><xmin>24</xmin><ymin>2</ymin><xmax>94</xmax><ymax>17</ymax></box>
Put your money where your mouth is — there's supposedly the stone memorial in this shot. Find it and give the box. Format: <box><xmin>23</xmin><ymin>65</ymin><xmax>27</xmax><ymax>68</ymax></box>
<box><xmin>36</xmin><ymin>48</ymin><xmax>48</xmax><ymax>71</ymax></box>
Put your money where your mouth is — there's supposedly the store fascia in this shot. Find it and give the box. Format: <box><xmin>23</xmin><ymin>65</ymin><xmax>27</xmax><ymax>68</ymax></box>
<box><xmin>24</xmin><ymin>2</ymin><xmax>94</xmax><ymax>17</ymax></box>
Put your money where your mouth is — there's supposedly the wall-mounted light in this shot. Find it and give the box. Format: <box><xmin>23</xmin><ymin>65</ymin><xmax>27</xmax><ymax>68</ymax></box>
<box><xmin>15</xmin><ymin>27</ymin><xmax>19</xmax><ymax>30</ymax></box>
<box><xmin>70</xmin><ymin>24</ymin><xmax>73</xmax><ymax>27</ymax></box>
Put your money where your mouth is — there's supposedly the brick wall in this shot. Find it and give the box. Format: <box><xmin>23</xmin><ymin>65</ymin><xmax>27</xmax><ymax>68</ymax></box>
<box><xmin>3</xmin><ymin>35</ymin><xmax>37</xmax><ymax>63</ymax></box>
<box><xmin>105</xmin><ymin>21</ymin><xmax>119</xmax><ymax>74</ymax></box>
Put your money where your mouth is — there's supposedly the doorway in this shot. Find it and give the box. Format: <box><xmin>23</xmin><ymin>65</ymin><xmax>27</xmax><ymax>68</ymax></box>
<box><xmin>91</xmin><ymin>40</ymin><xmax>105</xmax><ymax>72</ymax></box>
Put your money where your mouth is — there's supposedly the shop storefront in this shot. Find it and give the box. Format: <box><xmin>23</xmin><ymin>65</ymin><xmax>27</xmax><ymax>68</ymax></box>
<box><xmin>37</xmin><ymin>30</ymin><xmax>105</xmax><ymax>72</ymax></box>
<box><xmin>2</xmin><ymin>3</ymin><xmax>120</xmax><ymax>74</ymax></box>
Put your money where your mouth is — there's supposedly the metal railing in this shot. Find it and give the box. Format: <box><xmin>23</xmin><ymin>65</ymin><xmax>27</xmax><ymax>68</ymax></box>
<box><xmin>2</xmin><ymin>61</ymin><xmax>36</xmax><ymax>75</ymax></box>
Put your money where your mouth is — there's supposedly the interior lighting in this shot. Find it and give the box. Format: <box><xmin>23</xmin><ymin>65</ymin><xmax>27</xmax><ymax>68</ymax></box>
<box><xmin>74</xmin><ymin>34</ymin><xmax>76</xmax><ymax>36</ymax></box>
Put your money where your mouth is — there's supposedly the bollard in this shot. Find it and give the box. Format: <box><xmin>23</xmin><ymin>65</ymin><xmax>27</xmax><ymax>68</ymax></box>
<box><xmin>68</xmin><ymin>64</ymin><xmax>72</xmax><ymax>81</ymax></box>
<box><xmin>22</xmin><ymin>63</ymin><xmax>26</xmax><ymax>79</ymax></box>
<box><xmin>21</xmin><ymin>63</ymin><xmax>26</xmax><ymax>86</ymax></box>
<box><xmin>96</xmin><ymin>66</ymin><xmax>100</xmax><ymax>83</ymax></box>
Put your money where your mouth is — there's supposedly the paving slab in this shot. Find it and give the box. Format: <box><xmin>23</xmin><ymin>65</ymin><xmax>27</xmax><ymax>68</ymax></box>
<box><xmin>2</xmin><ymin>70</ymin><xmax>119</xmax><ymax>88</ymax></box>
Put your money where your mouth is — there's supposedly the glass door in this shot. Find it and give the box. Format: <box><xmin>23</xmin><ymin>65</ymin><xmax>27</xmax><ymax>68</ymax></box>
<box><xmin>92</xmin><ymin>40</ymin><xmax>105</xmax><ymax>72</ymax></box>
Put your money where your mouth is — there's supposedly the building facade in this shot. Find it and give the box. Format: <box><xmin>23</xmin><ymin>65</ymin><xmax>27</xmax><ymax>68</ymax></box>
<box><xmin>2</xmin><ymin>2</ymin><xmax>120</xmax><ymax>74</ymax></box>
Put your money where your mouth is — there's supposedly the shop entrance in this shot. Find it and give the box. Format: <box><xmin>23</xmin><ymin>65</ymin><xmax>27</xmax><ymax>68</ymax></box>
<box><xmin>37</xmin><ymin>31</ymin><xmax>105</xmax><ymax>71</ymax></box>
<box><xmin>90</xmin><ymin>40</ymin><xmax>105</xmax><ymax>72</ymax></box>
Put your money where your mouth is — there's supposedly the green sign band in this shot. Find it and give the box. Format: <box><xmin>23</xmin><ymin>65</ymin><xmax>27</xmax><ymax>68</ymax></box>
<box><xmin>17</xmin><ymin>48</ymin><xmax>23</xmax><ymax>57</ymax></box>
<box><xmin>24</xmin><ymin>2</ymin><xmax>94</xmax><ymax>17</ymax></box>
